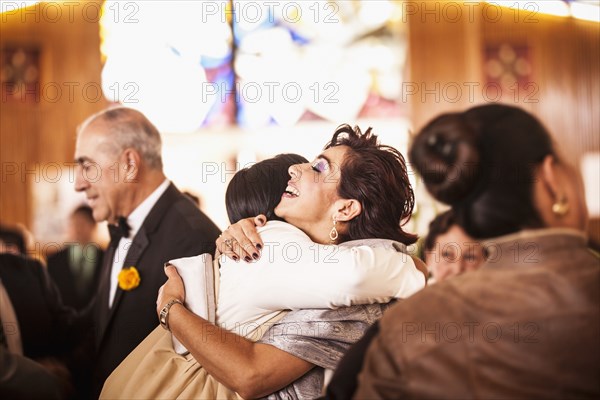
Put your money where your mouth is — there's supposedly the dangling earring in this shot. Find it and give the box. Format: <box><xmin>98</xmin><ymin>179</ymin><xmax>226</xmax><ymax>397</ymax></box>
<box><xmin>329</xmin><ymin>217</ymin><xmax>339</xmax><ymax>243</ymax></box>
<box><xmin>552</xmin><ymin>195</ymin><xmax>570</xmax><ymax>217</ymax></box>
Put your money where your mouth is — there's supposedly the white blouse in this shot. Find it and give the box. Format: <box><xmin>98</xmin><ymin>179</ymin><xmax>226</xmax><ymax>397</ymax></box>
<box><xmin>216</xmin><ymin>221</ymin><xmax>425</xmax><ymax>332</ymax></box>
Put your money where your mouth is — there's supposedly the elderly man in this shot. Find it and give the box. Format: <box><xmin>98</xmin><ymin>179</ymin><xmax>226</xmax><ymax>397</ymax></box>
<box><xmin>74</xmin><ymin>107</ymin><xmax>220</xmax><ymax>395</ymax></box>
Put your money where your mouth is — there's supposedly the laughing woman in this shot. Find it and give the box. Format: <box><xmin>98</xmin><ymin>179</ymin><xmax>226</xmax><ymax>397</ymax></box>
<box><xmin>102</xmin><ymin>125</ymin><xmax>426</xmax><ymax>399</ymax></box>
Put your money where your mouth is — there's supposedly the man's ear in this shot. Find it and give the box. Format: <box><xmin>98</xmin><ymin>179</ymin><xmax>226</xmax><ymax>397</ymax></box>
<box><xmin>333</xmin><ymin>199</ymin><xmax>362</xmax><ymax>222</ymax></box>
<box><xmin>122</xmin><ymin>149</ymin><xmax>142</xmax><ymax>181</ymax></box>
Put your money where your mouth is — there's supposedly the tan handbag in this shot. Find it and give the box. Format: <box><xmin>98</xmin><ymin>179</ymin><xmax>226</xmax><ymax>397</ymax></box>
<box><xmin>100</xmin><ymin>257</ymin><xmax>287</xmax><ymax>400</ymax></box>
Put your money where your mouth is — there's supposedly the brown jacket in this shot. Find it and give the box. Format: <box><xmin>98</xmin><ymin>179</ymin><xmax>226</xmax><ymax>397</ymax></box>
<box><xmin>355</xmin><ymin>229</ymin><xmax>600</xmax><ymax>399</ymax></box>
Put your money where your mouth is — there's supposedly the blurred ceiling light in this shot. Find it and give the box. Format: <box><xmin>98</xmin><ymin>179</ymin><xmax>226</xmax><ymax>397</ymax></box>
<box><xmin>488</xmin><ymin>1</ymin><xmax>600</xmax><ymax>21</ymax></box>
<box><xmin>101</xmin><ymin>44</ymin><xmax>214</xmax><ymax>133</ymax></box>
<box><xmin>531</xmin><ymin>0</ymin><xmax>570</xmax><ymax>17</ymax></box>
<box><xmin>305</xmin><ymin>60</ymin><xmax>371</xmax><ymax>121</ymax></box>
<box><xmin>236</xmin><ymin>28</ymin><xmax>305</xmax><ymax>126</ymax></box>
<box><xmin>570</xmin><ymin>1</ymin><xmax>600</xmax><ymax>23</ymax></box>
<box><xmin>489</xmin><ymin>1</ymin><xmax>569</xmax><ymax>17</ymax></box>
<box><xmin>99</xmin><ymin>1</ymin><xmax>231</xmax><ymax>132</ymax></box>
<box><xmin>358</xmin><ymin>0</ymin><xmax>393</xmax><ymax>29</ymax></box>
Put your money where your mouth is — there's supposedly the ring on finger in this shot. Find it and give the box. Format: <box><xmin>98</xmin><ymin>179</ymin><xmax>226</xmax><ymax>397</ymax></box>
<box><xmin>224</xmin><ymin>238</ymin><xmax>233</xmax><ymax>247</ymax></box>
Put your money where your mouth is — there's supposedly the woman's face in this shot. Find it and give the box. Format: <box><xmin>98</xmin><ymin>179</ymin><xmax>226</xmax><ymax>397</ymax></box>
<box><xmin>275</xmin><ymin>145</ymin><xmax>349</xmax><ymax>241</ymax></box>
<box><xmin>426</xmin><ymin>224</ymin><xmax>485</xmax><ymax>282</ymax></box>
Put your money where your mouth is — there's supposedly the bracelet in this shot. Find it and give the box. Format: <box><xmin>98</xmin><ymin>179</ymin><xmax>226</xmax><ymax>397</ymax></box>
<box><xmin>158</xmin><ymin>299</ymin><xmax>183</xmax><ymax>331</ymax></box>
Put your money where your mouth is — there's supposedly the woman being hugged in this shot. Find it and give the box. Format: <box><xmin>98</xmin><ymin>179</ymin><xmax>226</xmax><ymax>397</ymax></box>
<box><xmin>103</xmin><ymin>125</ymin><xmax>426</xmax><ymax>399</ymax></box>
<box><xmin>169</xmin><ymin>125</ymin><xmax>424</xmax><ymax>399</ymax></box>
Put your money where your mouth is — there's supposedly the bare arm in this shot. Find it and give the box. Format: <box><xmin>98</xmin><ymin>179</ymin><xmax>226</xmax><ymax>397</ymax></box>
<box><xmin>157</xmin><ymin>266</ymin><xmax>313</xmax><ymax>399</ymax></box>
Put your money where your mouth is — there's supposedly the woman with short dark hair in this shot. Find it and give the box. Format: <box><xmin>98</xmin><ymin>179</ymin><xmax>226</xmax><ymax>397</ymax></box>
<box><xmin>102</xmin><ymin>126</ymin><xmax>426</xmax><ymax>399</ymax></box>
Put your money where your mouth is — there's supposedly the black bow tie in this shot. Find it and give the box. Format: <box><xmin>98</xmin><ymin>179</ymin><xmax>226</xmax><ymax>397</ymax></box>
<box><xmin>108</xmin><ymin>217</ymin><xmax>131</xmax><ymax>243</ymax></box>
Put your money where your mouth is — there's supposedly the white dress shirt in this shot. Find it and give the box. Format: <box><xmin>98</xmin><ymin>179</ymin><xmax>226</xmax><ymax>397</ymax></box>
<box><xmin>109</xmin><ymin>179</ymin><xmax>170</xmax><ymax>307</ymax></box>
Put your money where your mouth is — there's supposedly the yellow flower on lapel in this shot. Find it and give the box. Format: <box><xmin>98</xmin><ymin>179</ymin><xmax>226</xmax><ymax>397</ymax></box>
<box><xmin>118</xmin><ymin>266</ymin><xmax>141</xmax><ymax>291</ymax></box>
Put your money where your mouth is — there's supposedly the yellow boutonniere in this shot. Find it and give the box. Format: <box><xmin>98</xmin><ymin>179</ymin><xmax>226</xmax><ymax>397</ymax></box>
<box><xmin>118</xmin><ymin>266</ymin><xmax>141</xmax><ymax>291</ymax></box>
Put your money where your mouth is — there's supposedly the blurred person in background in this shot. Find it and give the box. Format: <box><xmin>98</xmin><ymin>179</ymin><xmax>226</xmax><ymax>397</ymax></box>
<box><xmin>0</xmin><ymin>249</ymin><xmax>77</xmax><ymax>398</ymax></box>
<box><xmin>423</xmin><ymin>210</ymin><xmax>485</xmax><ymax>283</ymax></box>
<box><xmin>0</xmin><ymin>226</ymin><xmax>26</xmax><ymax>256</ymax></box>
<box><xmin>0</xmin><ymin>346</ymin><xmax>62</xmax><ymax>400</ymax></box>
<box><xmin>47</xmin><ymin>205</ymin><xmax>103</xmax><ymax>311</ymax></box>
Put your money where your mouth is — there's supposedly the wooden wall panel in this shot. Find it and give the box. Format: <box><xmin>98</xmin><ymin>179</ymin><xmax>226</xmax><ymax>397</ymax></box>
<box><xmin>407</xmin><ymin>1</ymin><xmax>600</xmax><ymax>242</ymax></box>
<box><xmin>0</xmin><ymin>1</ymin><xmax>107</xmax><ymax>228</ymax></box>
<box><xmin>481</xmin><ymin>12</ymin><xmax>600</xmax><ymax>164</ymax></box>
<box><xmin>408</xmin><ymin>1</ymin><xmax>599</xmax><ymax>162</ymax></box>
<box><xmin>407</xmin><ymin>2</ymin><xmax>483</xmax><ymax>131</ymax></box>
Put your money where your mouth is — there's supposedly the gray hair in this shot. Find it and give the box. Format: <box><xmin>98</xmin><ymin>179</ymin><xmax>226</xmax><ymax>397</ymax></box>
<box><xmin>78</xmin><ymin>107</ymin><xmax>163</xmax><ymax>170</ymax></box>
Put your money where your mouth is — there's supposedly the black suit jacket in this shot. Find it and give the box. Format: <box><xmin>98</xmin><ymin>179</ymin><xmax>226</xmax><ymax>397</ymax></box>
<box><xmin>47</xmin><ymin>245</ymin><xmax>103</xmax><ymax>310</ymax></box>
<box><xmin>92</xmin><ymin>183</ymin><xmax>220</xmax><ymax>393</ymax></box>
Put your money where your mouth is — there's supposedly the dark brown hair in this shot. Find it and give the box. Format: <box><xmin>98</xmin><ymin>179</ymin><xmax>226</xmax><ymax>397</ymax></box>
<box><xmin>325</xmin><ymin>124</ymin><xmax>417</xmax><ymax>245</ymax></box>
<box><xmin>409</xmin><ymin>104</ymin><xmax>555</xmax><ymax>239</ymax></box>
<box><xmin>423</xmin><ymin>210</ymin><xmax>458</xmax><ymax>252</ymax></box>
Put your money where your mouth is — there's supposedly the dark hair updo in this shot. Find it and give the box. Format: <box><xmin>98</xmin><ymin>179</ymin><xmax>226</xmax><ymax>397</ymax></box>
<box><xmin>409</xmin><ymin>104</ymin><xmax>555</xmax><ymax>239</ymax></box>
<box><xmin>226</xmin><ymin>153</ymin><xmax>308</xmax><ymax>224</ymax></box>
<box><xmin>326</xmin><ymin>124</ymin><xmax>417</xmax><ymax>245</ymax></box>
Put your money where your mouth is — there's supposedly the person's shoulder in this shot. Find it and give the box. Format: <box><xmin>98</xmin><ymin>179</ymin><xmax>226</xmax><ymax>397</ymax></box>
<box><xmin>380</xmin><ymin>272</ymin><xmax>478</xmax><ymax>321</ymax></box>
<box><xmin>258</xmin><ymin>220</ymin><xmax>311</xmax><ymax>239</ymax></box>
<box><xmin>1</xmin><ymin>252</ymin><xmax>40</xmax><ymax>266</ymax></box>
<box><xmin>163</xmin><ymin>191</ymin><xmax>219</xmax><ymax>233</ymax></box>
<box><xmin>0</xmin><ymin>253</ymin><xmax>45</xmax><ymax>277</ymax></box>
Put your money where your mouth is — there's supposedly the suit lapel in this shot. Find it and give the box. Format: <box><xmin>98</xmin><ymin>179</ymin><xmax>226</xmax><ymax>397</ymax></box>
<box><xmin>96</xmin><ymin>244</ymin><xmax>116</xmax><ymax>348</ymax></box>
<box><xmin>102</xmin><ymin>228</ymin><xmax>150</xmax><ymax>339</ymax></box>
<box><xmin>95</xmin><ymin>184</ymin><xmax>182</xmax><ymax>347</ymax></box>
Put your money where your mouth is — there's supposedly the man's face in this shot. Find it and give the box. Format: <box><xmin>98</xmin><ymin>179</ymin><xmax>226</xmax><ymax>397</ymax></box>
<box><xmin>426</xmin><ymin>225</ymin><xmax>485</xmax><ymax>282</ymax></box>
<box><xmin>74</xmin><ymin>124</ymin><xmax>126</xmax><ymax>224</ymax></box>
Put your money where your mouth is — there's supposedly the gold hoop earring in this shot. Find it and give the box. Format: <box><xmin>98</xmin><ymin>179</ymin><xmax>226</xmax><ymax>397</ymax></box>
<box><xmin>329</xmin><ymin>218</ymin><xmax>339</xmax><ymax>243</ymax></box>
<box><xmin>552</xmin><ymin>196</ymin><xmax>570</xmax><ymax>217</ymax></box>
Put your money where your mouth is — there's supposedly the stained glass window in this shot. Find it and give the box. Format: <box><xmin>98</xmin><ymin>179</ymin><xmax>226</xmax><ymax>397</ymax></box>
<box><xmin>100</xmin><ymin>1</ymin><xmax>408</xmax><ymax>132</ymax></box>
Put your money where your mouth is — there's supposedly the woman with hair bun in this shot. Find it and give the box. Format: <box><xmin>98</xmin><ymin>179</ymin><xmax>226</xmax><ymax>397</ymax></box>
<box><xmin>350</xmin><ymin>104</ymin><xmax>599</xmax><ymax>399</ymax></box>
